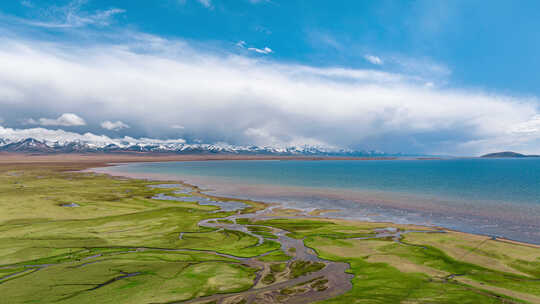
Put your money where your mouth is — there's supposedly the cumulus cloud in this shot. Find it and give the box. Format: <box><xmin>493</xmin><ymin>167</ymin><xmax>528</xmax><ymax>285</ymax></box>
<box><xmin>101</xmin><ymin>120</ymin><xmax>130</xmax><ymax>131</ymax></box>
<box><xmin>25</xmin><ymin>113</ymin><xmax>86</xmax><ymax>127</ymax></box>
<box><xmin>364</xmin><ymin>55</ymin><xmax>383</xmax><ymax>65</ymax></box>
<box><xmin>0</xmin><ymin>34</ymin><xmax>539</xmax><ymax>155</ymax></box>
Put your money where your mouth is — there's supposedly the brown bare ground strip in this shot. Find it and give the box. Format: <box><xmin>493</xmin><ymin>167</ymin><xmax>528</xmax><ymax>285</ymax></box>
<box><xmin>0</xmin><ymin>152</ymin><xmax>395</xmax><ymax>167</ymax></box>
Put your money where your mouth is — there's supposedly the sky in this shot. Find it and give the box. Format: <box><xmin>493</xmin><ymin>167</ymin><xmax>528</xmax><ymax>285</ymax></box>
<box><xmin>0</xmin><ymin>0</ymin><xmax>540</xmax><ymax>155</ymax></box>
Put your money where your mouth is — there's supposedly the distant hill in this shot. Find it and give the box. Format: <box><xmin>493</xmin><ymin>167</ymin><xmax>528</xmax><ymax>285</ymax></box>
<box><xmin>481</xmin><ymin>151</ymin><xmax>540</xmax><ymax>158</ymax></box>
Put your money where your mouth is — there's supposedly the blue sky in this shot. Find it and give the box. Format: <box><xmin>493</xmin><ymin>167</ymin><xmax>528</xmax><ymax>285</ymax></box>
<box><xmin>0</xmin><ymin>0</ymin><xmax>539</xmax><ymax>155</ymax></box>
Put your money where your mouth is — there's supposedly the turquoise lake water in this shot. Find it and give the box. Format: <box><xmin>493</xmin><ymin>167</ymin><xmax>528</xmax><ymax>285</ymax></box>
<box><xmin>102</xmin><ymin>158</ymin><xmax>540</xmax><ymax>244</ymax></box>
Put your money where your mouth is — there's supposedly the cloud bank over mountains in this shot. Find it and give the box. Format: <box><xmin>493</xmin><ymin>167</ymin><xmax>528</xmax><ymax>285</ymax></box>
<box><xmin>0</xmin><ymin>125</ymin><xmax>359</xmax><ymax>156</ymax></box>
<box><xmin>0</xmin><ymin>33</ymin><xmax>539</xmax><ymax>155</ymax></box>
<box><xmin>0</xmin><ymin>125</ymin><xmax>186</xmax><ymax>148</ymax></box>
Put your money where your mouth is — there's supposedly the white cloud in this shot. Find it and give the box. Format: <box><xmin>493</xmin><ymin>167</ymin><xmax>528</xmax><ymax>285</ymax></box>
<box><xmin>26</xmin><ymin>113</ymin><xmax>86</xmax><ymax>127</ymax></box>
<box><xmin>392</xmin><ymin>56</ymin><xmax>451</xmax><ymax>79</ymax></box>
<box><xmin>171</xmin><ymin>124</ymin><xmax>185</xmax><ymax>129</ymax></box>
<box><xmin>237</xmin><ymin>41</ymin><xmax>273</xmax><ymax>55</ymax></box>
<box><xmin>0</xmin><ymin>35</ymin><xmax>538</xmax><ymax>155</ymax></box>
<box><xmin>309</xmin><ymin>31</ymin><xmax>342</xmax><ymax>50</ymax></box>
<box><xmin>248</xmin><ymin>46</ymin><xmax>273</xmax><ymax>54</ymax></box>
<box><xmin>364</xmin><ymin>54</ymin><xmax>383</xmax><ymax>65</ymax></box>
<box><xmin>20</xmin><ymin>0</ymin><xmax>34</xmax><ymax>8</ymax></box>
<box><xmin>254</xmin><ymin>25</ymin><xmax>272</xmax><ymax>35</ymax></box>
<box><xmin>22</xmin><ymin>0</ymin><xmax>125</xmax><ymax>28</ymax></box>
<box><xmin>511</xmin><ymin>115</ymin><xmax>540</xmax><ymax>135</ymax></box>
<box><xmin>197</xmin><ymin>0</ymin><xmax>212</xmax><ymax>8</ymax></box>
<box><xmin>101</xmin><ymin>120</ymin><xmax>130</xmax><ymax>131</ymax></box>
<box><xmin>244</xmin><ymin>127</ymin><xmax>332</xmax><ymax>148</ymax></box>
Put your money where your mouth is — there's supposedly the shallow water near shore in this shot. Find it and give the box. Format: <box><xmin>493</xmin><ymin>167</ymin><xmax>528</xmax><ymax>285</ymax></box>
<box><xmin>96</xmin><ymin>158</ymin><xmax>540</xmax><ymax>244</ymax></box>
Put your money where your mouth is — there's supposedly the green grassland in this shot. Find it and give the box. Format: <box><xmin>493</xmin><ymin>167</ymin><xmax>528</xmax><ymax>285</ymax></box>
<box><xmin>0</xmin><ymin>167</ymin><xmax>272</xmax><ymax>303</ymax></box>
<box><xmin>1</xmin><ymin>165</ymin><xmax>539</xmax><ymax>304</ymax></box>
<box><xmin>253</xmin><ymin>218</ymin><xmax>540</xmax><ymax>304</ymax></box>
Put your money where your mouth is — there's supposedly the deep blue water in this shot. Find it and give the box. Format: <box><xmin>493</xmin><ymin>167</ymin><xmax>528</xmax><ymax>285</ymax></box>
<box><xmin>102</xmin><ymin>158</ymin><xmax>540</xmax><ymax>243</ymax></box>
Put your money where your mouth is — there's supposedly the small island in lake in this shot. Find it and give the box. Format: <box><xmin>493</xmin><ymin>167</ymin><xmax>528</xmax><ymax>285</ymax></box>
<box><xmin>481</xmin><ymin>151</ymin><xmax>540</xmax><ymax>158</ymax></box>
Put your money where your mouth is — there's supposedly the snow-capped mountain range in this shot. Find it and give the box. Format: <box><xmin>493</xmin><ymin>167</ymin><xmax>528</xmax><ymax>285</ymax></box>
<box><xmin>0</xmin><ymin>137</ymin><xmax>393</xmax><ymax>156</ymax></box>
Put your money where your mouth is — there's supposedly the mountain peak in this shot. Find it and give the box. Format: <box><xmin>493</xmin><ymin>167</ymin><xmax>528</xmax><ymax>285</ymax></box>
<box><xmin>0</xmin><ymin>137</ymin><xmax>396</xmax><ymax>156</ymax></box>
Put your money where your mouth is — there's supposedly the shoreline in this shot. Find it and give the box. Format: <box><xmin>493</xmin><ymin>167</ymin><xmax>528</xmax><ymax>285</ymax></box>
<box><xmin>0</xmin><ymin>152</ymin><xmax>403</xmax><ymax>164</ymax></box>
<box><xmin>87</xmin><ymin>162</ymin><xmax>540</xmax><ymax>249</ymax></box>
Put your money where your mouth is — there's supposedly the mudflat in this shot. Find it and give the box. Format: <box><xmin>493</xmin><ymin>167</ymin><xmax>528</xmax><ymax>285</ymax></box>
<box><xmin>0</xmin><ymin>152</ymin><xmax>395</xmax><ymax>165</ymax></box>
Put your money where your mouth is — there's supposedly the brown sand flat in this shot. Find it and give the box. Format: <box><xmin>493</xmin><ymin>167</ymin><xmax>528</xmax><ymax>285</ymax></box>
<box><xmin>0</xmin><ymin>152</ymin><xmax>393</xmax><ymax>164</ymax></box>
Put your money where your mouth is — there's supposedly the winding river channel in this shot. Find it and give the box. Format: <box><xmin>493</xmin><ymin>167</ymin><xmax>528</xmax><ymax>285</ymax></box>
<box><xmin>149</xmin><ymin>184</ymin><xmax>449</xmax><ymax>304</ymax></box>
